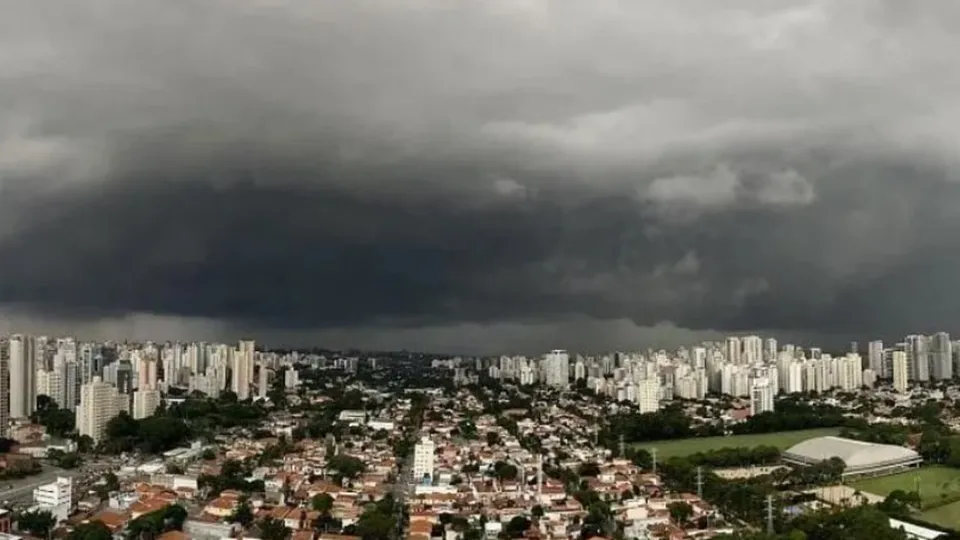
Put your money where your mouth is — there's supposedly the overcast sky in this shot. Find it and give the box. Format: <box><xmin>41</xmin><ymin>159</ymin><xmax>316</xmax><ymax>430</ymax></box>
<box><xmin>1</xmin><ymin>1</ymin><xmax>959</xmax><ymax>353</ymax></box>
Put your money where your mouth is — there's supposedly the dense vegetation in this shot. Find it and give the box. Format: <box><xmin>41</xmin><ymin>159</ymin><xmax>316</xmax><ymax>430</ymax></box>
<box><xmin>602</xmin><ymin>398</ymin><xmax>849</xmax><ymax>448</ymax></box>
<box><xmin>730</xmin><ymin>399</ymin><xmax>848</xmax><ymax>434</ymax></box>
<box><xmin>719</xmin><ymin>505</ymin><xmax>912</xmax><ymax>540</ymax></box>
<box><xmin>674</xmin><ymin>445</ymin><xmax>781</xmax><ymax>468</ymax></box>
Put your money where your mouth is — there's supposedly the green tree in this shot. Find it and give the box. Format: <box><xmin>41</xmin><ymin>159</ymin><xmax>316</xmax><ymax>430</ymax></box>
<box><xmin>578</xmin><ymin>462</ymin><xmax>601</xmax><ymax>477</ymax></box>
<box><xmin>164</xmin><ymin>505</ymin><xmax>188</xmax><ymax>531</ymax></box>
<box><xmin>355</xmin><ymin>508</ymin><xmax>394</xmax><ymax>540</ymax></box>
<box><xmin>492</xmin><ymin>461</ymin><xmax>518</xmax><ymax>481</ymax></box>
<box><xmin>38</xmin><ymin>407</ymin><xmax>77</xmax><ymax>438</ymax></box>
<box><xmin>48</xmin><ymin>448</ymin><xmax>83</xmax><ymax>469</ymax></box>
<box><xmin>75</xmin><ymin>435</ymin><xmax>95</xmax><ymax>453</ymax></box>
<box><xmin>17</xmin><ymin>510</ymin><xmax>56</xmax><ymax>538</ymax></box>
<box><xmin>67</xmin><ymin>520</ymin><xmax>113</xmax><ymax>540</ymax></box>
<box><xmin>258</xmin><ymin>516</ymin><xmax>291</xmax><ymax>540</ymax></box>
<box><xmin>327</xmin><ymin>454</ymin><xmax>366</xmax><ymax>481</ymax></box>
<box><xmin>505</xmin><ymin>516</ymin><xmax>531</xmax><ymax>538</ymax></box>
<box><xmin>230</xmin><ymin>497</ymin><xmax>255</xmax><ymax>527</ymax></box>
<box><xmin>312</xmin><ymin>493</ymin><xmax>335</xmax><ymax>514</ymax></box>
<box><xmin>667</xmin><ymin>501</ymin><xmax>693</xmax><ymax>526</ymax></box>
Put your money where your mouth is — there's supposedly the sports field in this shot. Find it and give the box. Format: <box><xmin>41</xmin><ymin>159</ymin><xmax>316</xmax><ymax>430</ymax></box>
<box><xmin>850</xmin><ymin>466</ymin><xmax>960</xmax><ymax>507</ymax></box>
<box><xmin>633</xmin><ymin>428</ymin><xmax>841</xmax><ymax>458</ymax></box>
<box><xmin>921</xmin><ymin>499</ymin><xmax>960</xmax><ymax>530</ymax></box>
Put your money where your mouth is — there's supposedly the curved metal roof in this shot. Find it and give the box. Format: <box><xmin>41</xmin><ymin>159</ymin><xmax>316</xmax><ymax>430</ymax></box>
<box><xmin>783</xmin><ymin>436</ymin><xmax>920</xmax><ymax>468</ymax></box>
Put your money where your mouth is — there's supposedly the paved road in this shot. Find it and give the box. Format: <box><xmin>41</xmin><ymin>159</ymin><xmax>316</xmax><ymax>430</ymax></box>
<box><xmin>0</xmin><ymin>468</ymin><xmax>81</xmax><ymax>503</ymax></box>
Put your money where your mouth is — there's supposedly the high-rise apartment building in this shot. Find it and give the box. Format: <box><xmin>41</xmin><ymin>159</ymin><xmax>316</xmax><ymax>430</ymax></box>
<box><xmin>931</xmin><ymin>332</ymin><xmax>952</xmax><ymax>380</ymax></box>
<box><xmin>258</xmin><ymin>362</ymin><xmax>269</xmax><ymax>400</ymax></box>
<box><xmin>412</xmin><ymin>436</ymin><xmax>436</xmax><ymax>484</ymax></box>
<box><xmin>132</xmin><ymin>389</ymin><xmax>161</xmax><ymax>420</ymax></box>
<box><xmin>232</xmin><ymin>340</ymin><xmax>256</xmax><ymax>400</ymax></box>
<box><xmin>905</xmin><ymin>334</ymin><xmax>929</xmax><ymax>382</ymax></box>
<box><xmin>725</xmin><ymin>337</ymin><xmax>741</xmax><ymax>364</ymax></box>
<box><xmin>892</xmin><ymin>351</ymin><xmax>909</xmax><ymax>393</ymax></box>
<box><xmin>763</xmin><ymin>338</ymin><xmax>778</xmax><ymax>363</ymax></box>
<box><xmin>9</xmin><ymin>334</ymin><xmax>37</xmax><ymax>419</ymax></box>
<box><xmin>0</xmin><ymin>340</ymin><xmax>8</xmax><ymax>437</ymax></box>
<box><xmin>284</xmin><ymin>367</ymin><xmax>299</xmax><ymax>389</ymax></box>
<box><xmin>742</xmin><ymin>335</ymin><xmax>762</xmax><ymax>365</ymax></box>
<box><xmin>868</xmin><ymin>341</ymin><xmax>884</xmax><ymax>378</ymax></box>
<box><xmin>637</xmin><ymin>378</ymin><xmax>660</xmax><ymax>414</ymax></box>
<box><xmin>750</xmin><ymin>377</ymin><xmax>774</xmax><ymax>416</ymax></box>
<box><xmin>543</xmin><ymin>350</ymin><xmax>570</xmax><ymax>389</ymax></box>
<box><xmin>76</xmin><ymin>377</ymin><xmax>128</xmax><ymax>443</ymax></box>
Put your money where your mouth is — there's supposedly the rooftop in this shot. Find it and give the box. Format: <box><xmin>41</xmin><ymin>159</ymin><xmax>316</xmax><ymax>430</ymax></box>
<box><xmin>783</xmin><ymin>436</ymin><xmax>920</xmax><ymax>468</ymax></box>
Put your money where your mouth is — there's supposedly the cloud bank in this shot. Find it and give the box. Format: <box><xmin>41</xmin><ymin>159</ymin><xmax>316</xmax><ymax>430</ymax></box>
<box><xmin>2</xmin><ymin>0</ymin><xmax>960</xmax><ymax>351</ymax></box>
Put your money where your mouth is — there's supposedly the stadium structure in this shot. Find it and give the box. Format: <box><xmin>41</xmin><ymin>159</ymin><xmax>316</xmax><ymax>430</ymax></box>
<box><xmin>782</xmin><ymin>436</ymin><xmax>922</xmax><ymax>479</ymax></box>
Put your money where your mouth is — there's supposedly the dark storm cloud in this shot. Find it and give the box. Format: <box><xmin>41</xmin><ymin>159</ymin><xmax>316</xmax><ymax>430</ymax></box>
<box><xmin>3</xmin><ymin>0</ymin><xmax>960</xmax><ymax>348</ymax></box>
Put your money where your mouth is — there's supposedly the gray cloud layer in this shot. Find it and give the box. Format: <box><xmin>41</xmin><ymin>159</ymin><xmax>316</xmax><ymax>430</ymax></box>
<box><xmin>2</xmin><ymin>1</ymin><xmax>960</xmax><ymax>351</ymax></box>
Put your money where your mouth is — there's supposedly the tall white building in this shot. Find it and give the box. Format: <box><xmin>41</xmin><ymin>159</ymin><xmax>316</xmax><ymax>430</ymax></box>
<box><xmin>36</xmin><ymin>367</ymin><xmax>62</xmax><ymax>406</ymax></box>
<box><xmin>763</xmin><ymin>338</ymin><xmax>778</xmax><ymax>363</ymax></box>
<box><xmin>132</xmin><ymin>389</ymin><xmax>161</xmax><ymax>420</ymax></box>
<box><xmin>232</xmin><ymin>340</ymin><xmax>256</xmax><ymax>400</ymax></box>
<box><xmin>543</xmin><ymin>350</ymin><xmax>570</xmax><ymax>389</ymax></box>
<box><xmin>637</xmin><ymin>378</ymin><xmax>660</xmax><ymax>414</ymax></box>
<box><xmin>932</xmin><ymin>332</ymin><xmax>952</xmax><ymax>381</ymax></box>
<box><xmin>868</xmin><ymin>341</ymin><xmax>884</xmax><ymax>378</ymax></box>
<box><xmin>892</xmin><ymin>351</ymin><xmax>909</xmax><ymax>393</ymax></box>
<box><xmin>33</xmin><ymin>476</ymin><xmax>72</xmax><ymax>521</ymax></box>
<box><xmin>750</xmin><ymin>377</ymin><xmax>774</xmax><ymax>416</ymax></box>
<box><xmin>725</xmin><ymin>337</ymin><xmax>742</xmax><ymax>365</ymax></box>
<box><xmin>0</xmin><ymin>344</ymin><xmax>8</xmax><ymax>437</ymax></box>
<box><xmin>905</xmin><ymin>334</ymin><xmax>929</xmax><ymax>382</ymax></box>
<box><xmin>412</xmin><ymin>436</ymin><xmax>436</xmax><ymax>485</ymax></box>
<box><xmin>77</xmin><ymin>377</ymin><xmax>128</xmax><ymax>443</ymax></box>
<box><xmin>742</xmin><ymin>335</ymin><xmax>763</xmax><ymax>365</ymax></box>
<box><xmin>9</xmin><ymin>334</ymin><xmax>37</xmax><ymax>419</ymax></box>
<box><xmin>284</xmin><ymin>366</ymin><xmax>299</xmax><ymax>389</ymax></box>
<box><xmin>258</xmin><ymin>362</ymin><xmax>269</xmax><ymax>400</ymax></box>
<box><xmin>139</xmin><ymin>358</ymin><xmax>158</xmax><ymax>391</ymax></box>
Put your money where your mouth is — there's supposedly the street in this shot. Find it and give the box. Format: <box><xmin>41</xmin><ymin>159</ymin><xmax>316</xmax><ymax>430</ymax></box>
<box><xmin>0</xmin><ymin>468</ymin><xmax>81</xmax><ymax>503</ymax></box>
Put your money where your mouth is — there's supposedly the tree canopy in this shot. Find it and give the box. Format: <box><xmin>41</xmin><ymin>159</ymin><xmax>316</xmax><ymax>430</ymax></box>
<box><xmin>258</xmin><ymin>516</ymin><xmax>292</xmax><ymax>540</ymax></box>
<box><xmin>66</xmin><ymin>520</ymin><xmax>113</xmax><ymax>540</ymax></box>
<box><xmin>17</xmin><ymin>510</ymin><xmax>56</xmax><ymax>539</ymax></box>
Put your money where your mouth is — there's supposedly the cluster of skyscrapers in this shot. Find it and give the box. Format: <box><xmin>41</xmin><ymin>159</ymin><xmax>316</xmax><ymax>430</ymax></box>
<box><xmin>446</xmin><ymin>333</ymin><xmax>959</xmax><ymax>419</ymax></box>
<box><xmin>866</xmin><ymin>333</ymin><xmax>957</xmax><ymax>383</ymax></box>
<box><xmin>0</xmin><ymin>335</ymin><xmax>303</xmax><ymax>443</ymax></box>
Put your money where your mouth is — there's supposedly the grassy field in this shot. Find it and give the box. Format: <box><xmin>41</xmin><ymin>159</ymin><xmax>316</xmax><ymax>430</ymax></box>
<box><xmin>921</xmin><ymin>499</ymin><xmax>960</xmax><ymax>530</ymax></box>
<box><xmin>851</xmin><ymin>466</ymin><xmax>960</xmax><ymax>507</ymax></box>
<box><xmin>632</xmin><ymin>428</ymin><xmax>842</xmax><ymax>458</ymax></box>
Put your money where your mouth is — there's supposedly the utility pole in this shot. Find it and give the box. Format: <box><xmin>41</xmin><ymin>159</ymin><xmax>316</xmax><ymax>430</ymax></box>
<box><xmin>766</xmin><ymin>494</ymin><xmax>775</xmax><ymax>535</ymax></box>
<box><xmin>537</xmin><ymin>454</ymin><xmax>543</xmax><ymax>496</ymax></box>
<box><xmin>696</xmin><ymin>466</ymin><xmax>703</xmax><ymax>499</ymax></box>
<box><xmin>619</xmin><ymin>433</ymin><xmax>625</xmax><ymax>458</ymax></box>
<box><xmin>651</xmin><ymin>448</ymin><xmax>658</xmax><ymax>475</ymax></box>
